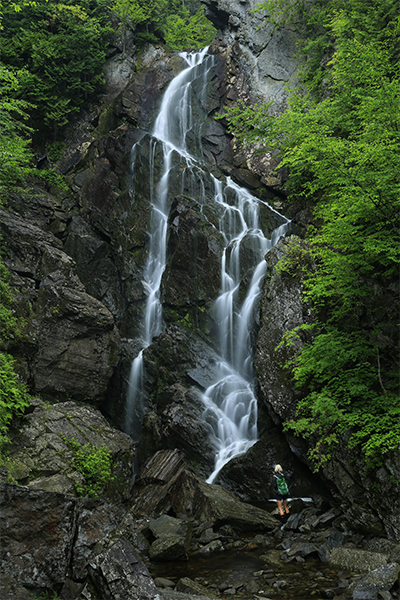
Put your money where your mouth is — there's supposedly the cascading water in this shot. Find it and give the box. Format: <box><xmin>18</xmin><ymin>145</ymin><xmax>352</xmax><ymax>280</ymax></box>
<box><xmin>124</xmin><ymin>48</ymin><xmax>214</xmax><ymax>440</ymax></box>
<box><xmin>124</xmin><ymin>49</ymin><xmax>290</xmax><ymax>478</ymax></box>
<box><xmin>203</xmin><ymin>178</ymin><xmax>289</xmax><ymax>483</ymax></box>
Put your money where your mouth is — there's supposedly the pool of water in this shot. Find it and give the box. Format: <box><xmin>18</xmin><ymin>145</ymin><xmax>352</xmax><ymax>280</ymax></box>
<box><xmin>149</xmin><ymin>546</ymin><xmax>351</xmax><ymax>599</ymax></box>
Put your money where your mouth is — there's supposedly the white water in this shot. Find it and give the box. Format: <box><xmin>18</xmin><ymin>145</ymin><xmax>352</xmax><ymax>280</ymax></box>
<box><xmin>124</xmin><ymin>48</ymin><xmax>214</xmax><ymax>439</ymax></box>
<box><xmin>125</xmin><ymin>49</ymin><xmax>290</xmax><ymax>477</ymax></box>
<box><xmin>204</xmin><ymin>179</ymin><xmax>289</xmax><ymax>483</ymax></box>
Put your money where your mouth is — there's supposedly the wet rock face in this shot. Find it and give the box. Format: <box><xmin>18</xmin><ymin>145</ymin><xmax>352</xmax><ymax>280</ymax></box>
<box><xmin>203</xmin><ymin>0</ymin><xmax>303</xmax><ymax>108</ymax></box>
<box><xmin>255</xmin><ymin>237</ymin><xmax>313</xmax><ymax>424</ymax></box>
<box><xmin>0</xmin><ymin>209</ymin><xmax>120</xmax><ymax>405</ymax></box>
<box><xmin>163</xmin><ymin>194</ymin><xmax>223</xmax><ymax>332</ymax></box>
<box><xmin>134</xmin><ymin>327</ymin><xmax>221</xmax><ymax>476</ymax></box>
<box><xmin>200</xmin><ymin>0</ymin><xmax>304</xmax><ymax>197</ymax></box>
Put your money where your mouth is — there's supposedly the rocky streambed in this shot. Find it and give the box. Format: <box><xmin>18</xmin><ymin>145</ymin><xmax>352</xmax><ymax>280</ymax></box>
<box><xmin>145</xmin><ymin>502</ymin><xmax>400</xmax><ymax>600</ymax></box>
<box><xmin>1</xmin><ymin>443</ymin><xmax>399</xmax><ymax>600</ymax></box>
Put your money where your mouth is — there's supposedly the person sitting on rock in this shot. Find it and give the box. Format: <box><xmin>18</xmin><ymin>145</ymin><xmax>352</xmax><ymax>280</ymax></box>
<box><xmin>273</xmin><ymin>464</ymin><xmax>291</xmax><ymax>524</ymax></box>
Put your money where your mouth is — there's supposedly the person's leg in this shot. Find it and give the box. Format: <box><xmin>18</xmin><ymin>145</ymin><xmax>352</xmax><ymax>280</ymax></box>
<box><xmin>283</xmin><ymin>499</ymin><xmax>290</xmax><ymax>515</ymax></box>
<box><xmin>277</xmin><ymin>499</ymin><xmax>284</xmax><ymax>516</ymax></box>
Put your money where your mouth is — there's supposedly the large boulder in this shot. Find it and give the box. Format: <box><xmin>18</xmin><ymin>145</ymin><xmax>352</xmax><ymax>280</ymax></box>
<box><xmin>88</xmin><ymin>538</ymin><xmax>160</xmax><ymax>600</ymax></box>
<box><xmin>348</xmin><ymin>563</ymin><xmax>400</xmax><ymax>599</ymax></box>
<box><xmin>3</xmin><ymin>398</ymin><xmax>134</xmax><ymax>500</ymax></box>
<box><xmin>148</xmin><ymin>514</ymin><xmax>192</xmax><ymax>561</ymax></box>
<box><xmin>171</xmin><ymin>470</ymin><xmax>277</xmax><ymax>532</ymax></box>
<box><xmin>0</xmin><ymin>483</ymin><xmax>127</xmax><ymax>589</ymax></box>
<box><xmin>328</xmin><ymin>548</ymin><xmax>389</xmax><ymax>574</ymax></box>
<box><xmin>131</xmin><ymin>449</ymin><xmax>276</xmax><ymax>531</ymax></box>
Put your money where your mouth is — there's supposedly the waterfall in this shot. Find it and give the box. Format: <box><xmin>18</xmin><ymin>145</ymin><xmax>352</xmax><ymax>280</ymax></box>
<box><xmin>125</xmin><ymin>49</ymin><xmax>290</xmax><ymax>477</ymax></box>
<box><xmin>204</xmin><ymin>177</ymin><xmax>289</xmax><ymax>483</ymax></box>
<box><xmin>124</xmin><ymin>48</ymin><xmax>214</xmax><ymax>439</ymax></box>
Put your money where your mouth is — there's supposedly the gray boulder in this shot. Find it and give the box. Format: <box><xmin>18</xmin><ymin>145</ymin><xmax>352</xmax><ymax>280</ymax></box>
<box><xmin>349</xmin><ymin>563</ymin><xmax>400</xmax><ymax>600</ymax></box>
<box><xmin>329</xmin><ymin>548</ymin><xmax>388</xmax><ymax>573</ymax></box>
<box><xmin>170</xmin><ymin>469</ymin><xmax>277</xmax><ymax>532</ymax></box>
<box><xmin>149</xmin><ymin>514</ymin><xmax>192</xmax><ymax>543</ymax></box>
<box><xmin>149</xmin><ymin>535</ymin><xmax>189</xmax><ymax>561</ymax></box>
<box><xmin>88</xmin><ymin>538</ymin><xmax>160</xmax><ymax>600</ymax></box>
<box><xmin>148</xmin><ymin>514</ymin><xmax>192</xmax><ymax>561</ymax></box>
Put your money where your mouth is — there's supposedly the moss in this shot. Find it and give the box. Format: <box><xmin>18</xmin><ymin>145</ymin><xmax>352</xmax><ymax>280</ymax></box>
<box><xmin>97</xmin><ymin>101</ymin><xmax>120</xmax><ymax>136</ymax></box>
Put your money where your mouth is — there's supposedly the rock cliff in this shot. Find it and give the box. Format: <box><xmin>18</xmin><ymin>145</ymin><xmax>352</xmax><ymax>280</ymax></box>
<box><xmin>254</xmin><ymin>238</ymin><xmax>400</xmax><ymax>541</ymax></box>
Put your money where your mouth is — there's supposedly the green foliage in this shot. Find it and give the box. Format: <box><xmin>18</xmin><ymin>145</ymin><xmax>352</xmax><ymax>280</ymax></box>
<box><xmin>274</xmin><ymin>236</ymin><xmax>313</xmax><ymax>277</ymax></box>
<box><xmin>64</xmin><ymin>437</ymin><xmax>115</xmax><ymax>497</ymax></box>
<box><xmin>281</xmin><ymin>325</ymin><xmax>400</xmax><ymax>469</ymax></box>
<box><xmin>0</xmin><ymin>64</ymin><xmax>33</xmax><ymax>193</ymax></box>
<box><xmin>27</xmin><ymin>167</ymin><xmax>69</xmax><ymax>192</ymax></box>
<box><xmin>1</xmin><ymin>0</ymin><xmax>110</xmax><ymax>136</ymax></box>
<box><xmin>46</xmin><ymin>140</ymin><xmax>65</xmax><ymax>162</ymax></box>
<box><xmin>0</xmin><ymin>351</ymin><xmax>31</xmax><ymax>450</ymax></box>
<box><xmin>0</xmin><ymin>258</ymin><xmax>21</xmax><ymax>347</ymax></box>
<box><xmin>30</xmin><ymin>591</ymin><xmax>61</xmax><ymax>600</ymax></box>
<box><xmin>111</xmin><ymin>0</ymin><xmax>146</xmax><ymax>54</ymax></box>
<box><xmin>165</xmin><ymin>6</ymin><xmax>216</xmax><ymax>51</ymax></box>
<box><xmin>0</xmin><ymin>258</ymin><xmax>31</xmax><ymax>450</ymax></box>
<box><xmin>229</xmin><ymin>0</ymin><xmax>400</xmax><ymax>469</ymax></box>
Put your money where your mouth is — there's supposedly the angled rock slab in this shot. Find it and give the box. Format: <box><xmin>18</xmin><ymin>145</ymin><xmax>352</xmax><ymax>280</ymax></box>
<box><xmin>132</xmin><ymin>451</ymin><xmax>276</xmax><ymax>531</ymax></box>
<box><xmin>131</xmin><ymin>449</ymin><xmax>186</xmax><ymax>516</ymax></box>
<box><xmin>88</xmin><ymin>538</ymin><xmax>160</xmax><ymax>600</ymax></box>
<box><xmin>170</xmin><ymin>470</ymin><xmax>277</xmax><ymax>532</ymax></box>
